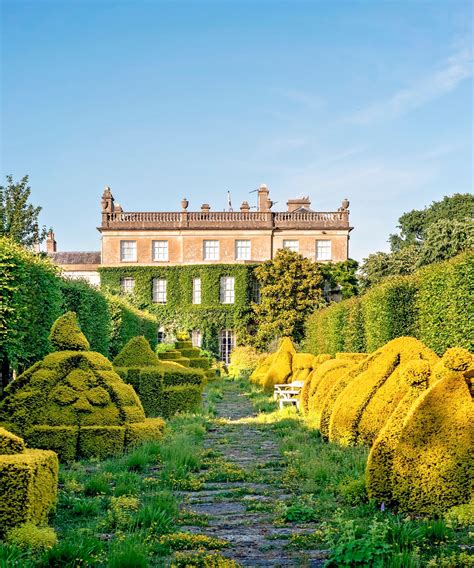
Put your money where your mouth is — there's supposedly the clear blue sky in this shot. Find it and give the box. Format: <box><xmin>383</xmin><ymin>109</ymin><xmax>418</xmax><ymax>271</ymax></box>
<box><xmin>1</xmin><ymin>0</ymin><xmax>472</xmax><ymax>261</ymax></box>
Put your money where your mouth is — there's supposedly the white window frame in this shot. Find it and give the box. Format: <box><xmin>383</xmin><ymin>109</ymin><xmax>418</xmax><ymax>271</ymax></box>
<box><xmin>203</xmin><ymin>240</ymin><xmax>219</xmax><ymax>261</ymax></box>
<box><xmin>152</xmin><ymin>278</ymin><xmax>167</xmax><ymax>304</ymax></box>
<box><xmin>220</xmin><ymin>276</ymin><xmax>235</xmax><ymax>304</ymax></box>
<box><xmin>191</xmin><ymin>330</ymin><xmax>202</xmax><ymax>348</ymax></box>
<box><xmin>157</xmin><ymin>327</ymin><xmax>166</xmax><ymax>344</ymax></box>
<box><xmin>120</xmin><ymin>240</ymin><xmax>137</xmax><ymax>262</ymax></box>
<box><xmin>152</xmin><ymin>240</ymin><xmax>169</xmax><ymax>262</ymax></box>
<box><xmin>316</xmin><ymin>239</ymin><xmax>332</xmax><ymax>261</ymax></box>
<box><xmin>120</xmin><ymin>277</ymin><xmax>135</xmax><ymax>294</ymax></box>
<box><xmin>235</xmin><ymin>240</ymin><xmax>251</xmax><ymax>261</ymax></box>
<box><xmin>283</xmin><ymin>239</ymin><xmax>299</xmax><ymax>253</ymax></box>
<box><xmin>192</xmin><ymin>277</ymin><xmax>202</xmax><ymax>305</ymax></box>
<box><xmin>219</xmin><ymin>329</ymin><xmax>235</xmax><ymax>364</ymax></box>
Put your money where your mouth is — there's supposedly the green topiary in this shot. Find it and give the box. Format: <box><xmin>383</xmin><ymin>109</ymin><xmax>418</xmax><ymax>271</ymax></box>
<box><xmin>49</xmin><ymin>311</ymin><xmax>90</xmax><ymax>351</ymax></box>
<box><xmin>0</xmin><ymin>428</ymin><xmax>58</xmax><ymax>537</ymax></box>
<box><xmin>113</xmin><ymin>336</ymin><xmax>161</xmax><ymax>367</ymax></box>
<box><xmin>0</xmin><ymin>317</ymin><xmax>164</xmax><ymax>461</ymax></box>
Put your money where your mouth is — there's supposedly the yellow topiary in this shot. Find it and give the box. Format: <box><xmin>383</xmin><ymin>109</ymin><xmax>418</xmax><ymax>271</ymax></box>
<box><xmin>261</xmin><ymin>337</ymin><xmax>296</xmax><ymax>391</ymax></box>
<box><xmin>335</xmin><ymin>352</ymin><xmax>368</xmax><ymax>362</ymax></box>
<box><xmin>250</xmin><ymin>352</ymin><xmax>275</xmax><ymax>385</ymax></box>
<box><xmin>366</xmin><ymin>359</ymin><xmax>433</xmax><ymax>504</ymax></box>
<box><xmin>329</xmin><ymin>337</ymin><xmax>438</xmax><ymax>447</ymax></box>
<box><xmin>390</xmin><ymin>350</ymin><xmax>474</xmax><ymax>515</ymax></box>
<box><xmin>300</xmin><ymin>354</ymin><xmax>333</xmax><ymax>414</ymax></box>
<box><xmin>0</xmin><ymin>316</ymin><xmax>164</xmax><ymax>461</ymax></box>
<box><xmin>0</xmin><ymin>428</ymin><xmax>58</xmax><ymax>537</ymax></box>
<box><xmin>306</xmin><ymin>357</ymin><xmax>363</xmax><ymax>427</ymax></box>
<box><xmin>289</xmin><ymin>352</ymin><xmax>316</xmax><ymax>383</ymax></box>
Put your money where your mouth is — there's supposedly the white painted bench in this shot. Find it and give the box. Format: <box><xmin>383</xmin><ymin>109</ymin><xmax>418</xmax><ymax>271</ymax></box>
<box><xmin>273</xmin><ymin>381</ymin><xmax>305</xmax><ymax>410</ymax></box>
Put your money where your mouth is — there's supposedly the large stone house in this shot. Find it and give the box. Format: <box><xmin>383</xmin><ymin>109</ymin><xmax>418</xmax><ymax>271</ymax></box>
<box><xmin>49</xmin><ymin>184</ymin><xmax>352</xmax><ymax>361</ymax></box>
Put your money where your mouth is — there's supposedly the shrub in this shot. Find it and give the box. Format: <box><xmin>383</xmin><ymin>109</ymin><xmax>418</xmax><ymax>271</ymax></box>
<box><xmin>0</xmin><ymin>428</ymin><xmax>58</xmax><ymax>537</ymax></box>
<box><xmin>113</xmin><ymin>336</ymin><xmax>160</xmax><ymax>367</ymax></box>
<box><xmin>6</xmin><ymin>523</ymin><xmax>57</xmax><ymax>551</ymax></box>
<box><xmin>366</xmin><ymin>359</ymin><xmax>433</xmax><ymax>504</ymax></box>
<box><xmin>300</xmin><ymin>354</ymin><xmax>333</xmax><ymax>414</ymax></box>
<box><xmin>306</xmin><ymin>357</ymin><xmax>361</xmax><ymax>427</ymax></box>
<box><xmin>249</xmin><ymin>337</ymin><xmax>296</xmax><ymax>391</ymax></box>
<box><xmin>329</xmin><ymin>337</ymin><xmax>438</xmax><ymax>447</ymax></box>
<box><xmin>0</xmin><ymin>313</ymin><xmax>163</xmax><ymax>460</ymax></box>
<box><xmin>390</xmin><ymin>349</ymin><xmax>474</xmax><ymax>515</ymax></box>
<box><xmin>228</xmin><ymin>345</ymin><xmax>264</xmax><ymax>379</ymax></box>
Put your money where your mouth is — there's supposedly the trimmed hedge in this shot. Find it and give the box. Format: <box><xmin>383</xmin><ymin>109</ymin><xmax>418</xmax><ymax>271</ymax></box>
<box><xmin>114</xmin><ymin>338</ymin><xmax>205</xmax><ymax>418</ymax></box>
<box><xmin>0</xmin><ymin>428</ymin><xmax>58</xmax><ymax>537</ymax></box>
<box><xmin>0</xmin><ymin>238</ymin><xmax>158</xmax><ymax>375</ymax></box>
<box><xmin>303</xmin><ymin>252</ymin><xmax>474</xmax><ymax>356</ymax></box>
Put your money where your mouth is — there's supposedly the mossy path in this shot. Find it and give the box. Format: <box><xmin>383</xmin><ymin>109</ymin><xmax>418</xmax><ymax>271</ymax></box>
<box><xmin>177</xmin><ymin>381</ymin><xmax>327</xmax><ymax>567</ymax></box>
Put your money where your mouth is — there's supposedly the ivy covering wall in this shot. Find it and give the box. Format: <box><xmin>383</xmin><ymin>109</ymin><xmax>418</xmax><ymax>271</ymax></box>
<box><xmin>99</xmin><ymin>264</ymin><xmax>257</xmax><ymax>355</ymax></box>
<box><xmin>303</xmin><ymin>251</ymin><xmax>474</xmax><ymax>356</ymax></box>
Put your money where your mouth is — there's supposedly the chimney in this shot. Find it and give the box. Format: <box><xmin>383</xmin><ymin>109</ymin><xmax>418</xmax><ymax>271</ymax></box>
<box><xmin>201</xmin><ymin>203</ymin><xmax>210</xmax><ymax>213</ymax></box>
<box><xmin>257</xmin><ymin>184</ymin><xmax>271</xmax><ymax>212</ymax></box>
<box><xmin>286</xmin><ymin>196</ymin><xmax>311</xmax><ymax>212</ymax></box>
<box><xmin>240</xmin><ymin>201</ymin><xmax>250</xmax><ymax>213</ymax></box>
<box><xmin>46</xmin><ymin>230</ymin><xmax>57</xmax><ymax>253</ymax></box>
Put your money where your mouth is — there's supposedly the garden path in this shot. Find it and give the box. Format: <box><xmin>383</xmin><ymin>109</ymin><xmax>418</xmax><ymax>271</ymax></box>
<box><xmin>177</xmin><ymin>381</ymin><xmax>327</xmax><ymax>567</ymax></box>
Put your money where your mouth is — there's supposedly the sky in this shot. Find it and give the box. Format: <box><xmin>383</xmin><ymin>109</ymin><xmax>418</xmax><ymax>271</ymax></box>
<box><xmin>1</xmin><ymin>0</ymin><xmax>472</xmax><ymax>261</ymax></box>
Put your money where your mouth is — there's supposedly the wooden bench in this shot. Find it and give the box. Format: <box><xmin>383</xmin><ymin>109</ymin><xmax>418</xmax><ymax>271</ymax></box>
<box><xmin>273</xmin><ymin>381</ymin><xmax>305</xmax><ymax>410</ymax></box>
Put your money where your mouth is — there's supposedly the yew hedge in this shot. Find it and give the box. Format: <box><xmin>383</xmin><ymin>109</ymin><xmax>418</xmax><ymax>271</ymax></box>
<box><xmin>303</xmin><ymin>251</ymin><xmax>474</xmax><ymax>356</ymax></box>
<box><xmin>0</xmin><ymin>238</ymin><xmax>157</xmax><ymax>377</ymax></box>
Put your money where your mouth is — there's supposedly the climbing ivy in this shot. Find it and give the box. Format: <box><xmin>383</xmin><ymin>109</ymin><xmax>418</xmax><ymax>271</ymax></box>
<box><xmin>99</xmin><ymin>264</ymin><xmax>257</xmax><ymax>356</ymax></box>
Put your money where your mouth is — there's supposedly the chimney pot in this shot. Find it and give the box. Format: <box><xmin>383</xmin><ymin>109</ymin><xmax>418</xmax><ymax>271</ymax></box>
<box><xmin>46</xmin><ymin>230</ymin><xmax>57</xmax><ymax>254</ymax></box>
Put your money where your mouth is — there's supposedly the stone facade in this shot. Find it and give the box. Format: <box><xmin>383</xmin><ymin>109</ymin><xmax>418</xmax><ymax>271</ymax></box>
<box><xmin>99</xmin><ymin>185</ymin><xmax>352</xmax><ymax>266</ymax></box>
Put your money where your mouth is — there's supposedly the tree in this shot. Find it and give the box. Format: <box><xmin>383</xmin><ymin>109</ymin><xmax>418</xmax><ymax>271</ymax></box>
<box><xmin>320</xmin><ymin>259</ymin><xmax>359</xmax><ymax>299</ymax></box>
<box><xmin>0</xmin><ymin>175</ymin><xmax>46</xmax><ymax>247</ymax></box>
<box><xmin>251</xmin><ymin>249</ymin><xmax>324</xmax><ymax>349</ymax></box>
<box><xmin>389</xmin><ymin>193</ymin><xmax>474</xmax><ymax>251</ymax></box>
<box><xmin>417</xmin><ymin>218</ymin><xmax>474</xmax><ymax>267</ymax></box>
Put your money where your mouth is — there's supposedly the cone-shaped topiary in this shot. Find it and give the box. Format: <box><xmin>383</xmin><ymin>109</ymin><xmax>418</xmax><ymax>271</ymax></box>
<box><xmin>366</xmin><ymin>359</ymin><xmax>433</xmax><ymax>505</ymax></box>
<box><xmin>113</xmin><ymin>336</ymin><xmax>161</xmax><ymax>368</ymax></box>
<box><xmin>262</xmin><ymin>337</ymin><xmax>296</xmax><ymax>391</ymax></box>
<box><xmin>49</xmin><ymin>311</ymin><xmax>90</xmax><ymax>351</ymax></box>
<box><xmin>290</xmin><ymin>353</ymin><xmax>316</xmax><ymax>384</ymax></box>
<box><xmin>0</xmin><ymin>316</ymin><xmax>164</xmax><ymax>461</ymax></box>
<box><xmin>300</xmin><ymin>354</ymin><xmax>333</xmax><ymax>415</ymax></box>
<box><xmin>306</xmin><ymin>356</ymin><xmax>363</xmax><ymax>426</ymax></box>
<box><xmin>0</xmin><ymin>428</ymin><xmax>58</xmax><ymax>537</ymax></box>
<box><xmin>329</xmin><ymin>337</ymin><xmax>438</xmax><ymax>447</ymax></box>
<box><xmin>113</xmin><ymin>336</ymin><xmax>204</xmax><ymax>418</ymax></box>
<box><xmin>389</xmin><ymin>349</ymin><xmax>474</xmax><ymax>515</ymax></box>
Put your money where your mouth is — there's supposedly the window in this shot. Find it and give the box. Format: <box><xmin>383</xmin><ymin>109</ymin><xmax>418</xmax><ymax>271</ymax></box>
<box><xmin>219</xmin><ymin>330</ymin><xmax>235</xmax><ymax>364</ymax></box>
<box><xmin>157</xmin><ymin>327</ymin><xmax>166</xmax><ymax>344</ymax></box>
<box><xmin>120</xmin><ymin>277</ymin><xmax>135</xmax><ymax>294</ymax></box>
<box><xmin>191</xmin><ymin>330</ymin><xmax>202</xmax><ymax>348</ymax></box>
<box><xmin>316</xmin><ymin>240</ymin><xmax>332</xmax><ymax>261</ymax></box>
<box><xmin>152</xmin><ymin>278</ymin><xmax>167</xmax><ymax>304</ymax></box>
<box><xmin>192</xmin><ymin>278</ymin><xmax>201</xmax><ymax>304</ymax></box>
<box><xmin>120</xmin><ymin>240</ymin><xmax>137</xmax><ymax>261</ymax></box>
<box><xmin>283</xmin><ymin>240</ymin><xmax>299</xmax><ymax>253</ymax></box>
<box><xmin>235</xmin><ymin>240</ymin><xmax>251</xmax><ymax>260</ymax></box>
<box><xmin>220</xmin><ymin>276</ymin><xmax>235</xmax><ymax>304</ymax></box>
<box><xmin>203</xmin><ymin>240</ymin><xmax>219</xmax><ymax>260</ymax></box>
<box><xmin>152</xmin><ymin>240</ymin><xmax>169</xmax><ymax>261</ymax></box>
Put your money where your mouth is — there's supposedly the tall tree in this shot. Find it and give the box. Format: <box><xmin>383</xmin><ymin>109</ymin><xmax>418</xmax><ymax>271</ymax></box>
<box><xmin>251</xmin><ymin>249</ymin><xmax>324</xmax><ymax>349</ymax></box>
<box><xmin>389</xmin><ymin>193</ymin><xmax>474</xmax><ymax>251</ymax></box>
<box><xmin>0</xmin><ymin>175</ymin><xmax>46</xmax><ymax>246</ymax></box>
